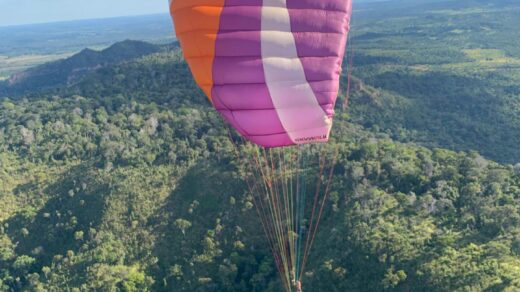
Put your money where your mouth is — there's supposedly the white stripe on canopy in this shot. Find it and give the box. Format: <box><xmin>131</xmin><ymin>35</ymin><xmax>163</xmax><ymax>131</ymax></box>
<box><xmin>261</xmin><ymin>0</ymin><xmax>332</xmax><ymax>144</ymax></box>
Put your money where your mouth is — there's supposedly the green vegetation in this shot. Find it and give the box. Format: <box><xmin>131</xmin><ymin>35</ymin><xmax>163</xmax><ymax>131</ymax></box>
<box><xmin>1</xmin><ymin>0</ymin><xmax>520</xmax><ymax>291</ymax></box>
<box><xmin>349</xmin><ymin>0</ymin><xmax>520</xmax><ymax>163</ymax></box>
<box><xmin>0</xmin><ymin>46</ymin><xmax>519</xmax><ymax>291</ymax></box>
<box><xmin>0</xmin><ymin>40</ymin><xmax>162</xmax><ymax>96</ymax></box>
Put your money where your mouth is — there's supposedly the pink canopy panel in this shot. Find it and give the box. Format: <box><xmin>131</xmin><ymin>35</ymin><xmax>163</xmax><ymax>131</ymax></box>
<box><xmin>170</xmin><ymin>0</ymin><xmax>353</xmax><ymax>148</ymax></box>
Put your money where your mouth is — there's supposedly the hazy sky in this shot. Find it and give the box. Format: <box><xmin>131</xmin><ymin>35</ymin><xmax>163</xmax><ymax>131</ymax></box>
<box><xmin>0</xmin><ymin>0</ymin><xmax>168</xmax><ymax>27</ymax></box>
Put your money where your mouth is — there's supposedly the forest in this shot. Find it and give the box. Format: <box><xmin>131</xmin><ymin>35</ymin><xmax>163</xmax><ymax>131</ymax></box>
<box><xmin>348</xmin><ymin>0</ymin><xmax>520</xmax><ymax>164</ymax></box>
<box><xmin>1</xmin><ymin>0</ymin><xmax>520</xmax><ymax>291</ymax></box>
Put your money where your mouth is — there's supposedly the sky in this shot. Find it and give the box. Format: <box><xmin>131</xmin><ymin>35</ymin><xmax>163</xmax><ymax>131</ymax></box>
<box><xmin>0</xmin><ymin>0</ymin><xmax>168</xmax><ymax>27</ymax></box>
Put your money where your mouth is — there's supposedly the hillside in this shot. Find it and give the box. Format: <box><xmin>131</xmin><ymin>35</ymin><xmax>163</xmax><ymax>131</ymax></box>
<box><xmin>349</xmin><ymin>0</ymin><xmax>520</xmax><ymax>163</ymax></box>
<box><xmin>0</xmin><ymin>40</ymin><xmax>161</xmax><ymax>95</ymax></box>
<box><xmin>1</xmin><ymin>0</ymin><xmax>520</xmax><ymax>291</ymax></box>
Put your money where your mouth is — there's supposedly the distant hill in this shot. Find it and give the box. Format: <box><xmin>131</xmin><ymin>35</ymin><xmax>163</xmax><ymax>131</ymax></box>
<box><xmin>0</xmin><ymin>14</ymin><xmax>174</xmax><ymax>56</ymax></box>
<box><xmin>347</xmin><ymin>0</ymin><xmax>520</xmax><ymax>164</ymax></box>
<box><xmin>1</xmin><ymin>40</ymin><xmax>161</xmax><ymax>95</ymax></box>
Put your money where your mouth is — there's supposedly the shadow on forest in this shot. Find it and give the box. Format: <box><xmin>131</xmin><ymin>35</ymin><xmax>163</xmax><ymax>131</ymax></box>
<box><xmin>149</xmin><ymin>160</ymin><xmax>275</xmax><ymax>292</ymax></box>
<box><xmin>6</xmin><ymin>163</ymin><xmax>108</xmax><ymax>269</ymax></box>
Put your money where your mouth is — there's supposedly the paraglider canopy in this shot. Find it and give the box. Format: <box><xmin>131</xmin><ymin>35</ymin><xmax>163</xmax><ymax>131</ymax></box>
<box><xmin>170</xmin><ymin>0</ymin><xmax>352</xmax><ymax>148</ymax></box>
<box><xmin>170</xmin><ymin>1</ymin><xmax>352</xmax><ymax>291</ymax></box>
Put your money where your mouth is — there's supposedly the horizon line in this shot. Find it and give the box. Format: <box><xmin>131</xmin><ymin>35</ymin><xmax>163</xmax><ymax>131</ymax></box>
<box><xmin>0</xmin><ymin>12</ymin><xmax>171</xmax><ymax>29</ymax></box>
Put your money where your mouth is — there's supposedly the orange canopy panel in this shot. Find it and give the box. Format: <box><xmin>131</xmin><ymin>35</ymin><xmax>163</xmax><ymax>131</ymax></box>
<box><xmin>170</xmin><ymin>0</ymin><xmax>225</xmax><ymax>98</ymax></box>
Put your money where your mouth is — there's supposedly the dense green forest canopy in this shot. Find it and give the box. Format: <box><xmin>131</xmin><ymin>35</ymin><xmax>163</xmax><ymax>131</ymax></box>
<box><xmin>1</xmin><ymin>0</ymin><xmax>520</xmax><ymax>291</ymax></box>
<box><xmin>349</xmin><ymin>0</ymin><xmax>520</xmax><ymax>163</ymax></box>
